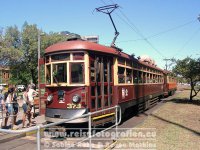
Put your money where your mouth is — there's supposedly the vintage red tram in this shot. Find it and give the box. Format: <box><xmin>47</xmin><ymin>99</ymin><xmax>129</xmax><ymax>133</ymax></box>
<box><xmin>40</xmin><ymin>40</ymin><xmax>176</xmax><ymax>125</ymax></box>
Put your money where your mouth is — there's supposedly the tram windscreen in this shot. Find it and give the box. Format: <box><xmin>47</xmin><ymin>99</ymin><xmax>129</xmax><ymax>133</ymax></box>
<box><xmin>53</xmin><ymin>63</ymin><xmax>67</xmax><ymax>83</ymax></box>
<box><xmin>70</xmin><ymin>63</ymin><xmax>84</xmax><ymax>83</ymax></box>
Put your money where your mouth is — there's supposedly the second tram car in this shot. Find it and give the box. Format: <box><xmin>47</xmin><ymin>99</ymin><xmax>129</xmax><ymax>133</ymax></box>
<box><xmin>42</xmin><ymin>40</ymin><xmax>176</xmax><ymax>125</ymax></box>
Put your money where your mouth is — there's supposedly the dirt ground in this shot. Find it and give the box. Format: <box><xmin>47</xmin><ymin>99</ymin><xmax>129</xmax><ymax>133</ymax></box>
<box><xmin>114</xmin><ymin>90</ymin><xmax>200</xmax><ymax>150</ymax></box>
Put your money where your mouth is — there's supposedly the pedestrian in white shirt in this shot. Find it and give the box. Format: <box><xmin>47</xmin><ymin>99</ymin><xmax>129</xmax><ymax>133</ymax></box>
<box><xmin>27</xmin><ymin>84</ymin><xmax>38</xmax><ymax>124</ymax></box>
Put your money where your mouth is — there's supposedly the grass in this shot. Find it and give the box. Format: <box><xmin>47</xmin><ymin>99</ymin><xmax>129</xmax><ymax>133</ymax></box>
<box><xmin>114</xmin><ymin>90</ymin><xmax>200</xmax><ymax>150</ymax></box>
<box><xmin>139</xmin><ymin>91</ymin><xmax>200</xmax><ymax>150</ymax></box>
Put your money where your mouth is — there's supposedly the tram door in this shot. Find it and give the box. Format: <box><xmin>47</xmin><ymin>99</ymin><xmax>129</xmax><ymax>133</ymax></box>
<box><xmin>90</xmin><ymin>55</ymin><xmax>113</xmax><ymax>113</ymax></box>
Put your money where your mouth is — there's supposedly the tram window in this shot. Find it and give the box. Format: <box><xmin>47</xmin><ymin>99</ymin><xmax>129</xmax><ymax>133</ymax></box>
<box><xmin>91</xmin><ymin>86</ymin><xmax>95</xmax><ymax>96</ymax></box>
<box><xmin>133</xmin><ymin>62</ymin><xmax>138</xmax><ymax>68</ymax></box>
<box><xmin>98</xmin><ymin>98</ymin><xmax>101</xmax><ymax>108</ymax></box>
<box><xmin>133</xmin><ymin>70</ymin><xmax>138</xmax><ymax>83</ymax></box>
<box><xmin>46</xmin><ymin>65</ymin><xmax>51</xmax><ymax>84</ymax></box>
<box><xmin>53</xmin><ymin>63</ymin><xmax>67</xmax><ymax>83</ymax></box>
<box><xmin>73</xmin><ymin>53</ymin><xmax>84</xmax><ymax>60</ymax></box>
<box><xmin>143</xmin><ymin>72</ymin><xmax>146</xmax><ymax>83</ymax></box>
<box><xmin>118</xmin><ymin>57</ymin><xmax>125</xmax><ymax>65</ymax></box>
<box><xmin>109</xmin><ymin>61</ymin><xmax>113</xmax><ymax>82</ymax></box>
<box><xmin>138</xmin><ymin>71</ymin><xmax>143</xmax><ymax>83</ymax></box>
<box><xmin>110</xmin><ymin>86</ymin><xmax>113</xmax><ymax>94</ymax></box>
<box><xmin>110</xmin><ymin>96</ymin><xmax>113</xmax><ymax>105</ymax></box>
<box><xmin>146</xmin><ymin>73</ymin><xmax>149</xmax><ymax>83</ymax></box>
<box><xmin>126</xmin><ymin>60</ymin><xmax>132</xmax><ymax>67</ymax></box>
<box><xmin>118</xmin><ymin>67</ymin><xmax>125</xmax><ymax>83</ymax></box>
<box><xmin>51</xmin><ymin>53</ymin><xmax>70</xmax><ymax>62</ymax></box>
<box><xmin>126</xmin><ymin>68</ymin><xmax>132</xmax><ymax>83</ymax></box>
<box><xmin>149</xmin><ymin>74</ymin><xmax>153</xmax><ymax>83</ymax></box>
<box><xmin>91</xmin><ymin>99</ymin><xmax>95</xmax><ymax>109</ymax></box>
<box><xmin>46</xmin><ymin>56</ymin><xmax>49</xmax><ymax>63</ymax></box>
<box><xmin>104</xmin><ymin>60</ymin><xmax>108</xmax><ymax>82</ymax></box>
<box><xmin>104</xmin><ymin>86</ymin><xmax>108</xmax><ymax>95</ymax></box>
<box><xmin>105</xmin><ymin>98</ymin><xmax>108</xmax><ymax>106</ymax></box>
<box><xmin>97</xmin><ymin>85</ymin><xmax>101</xmax><ymax>95</ymax></box>
<box><xmin>70</xmin><ymin>63</ymin><xmax>84</xmax><ymax>83</ymax></box>
<box><xmin>90</xmin><ymin>61</ymin><xmax>95</xmax><ymax>82</ymax></box>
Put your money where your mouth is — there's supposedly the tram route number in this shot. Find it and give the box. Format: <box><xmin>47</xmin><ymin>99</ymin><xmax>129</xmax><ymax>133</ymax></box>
<box><xmin>67</xmin><ymin>103</ymin><xmax>81</xmax><ymax>109</ymax></box>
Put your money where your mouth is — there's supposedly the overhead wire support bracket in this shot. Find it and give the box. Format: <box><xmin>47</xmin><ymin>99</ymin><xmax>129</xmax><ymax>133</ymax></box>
<box><xmin>96</xmin><ymin>4</ymin><xmax>120</xmax><ymax>47</ymax></box>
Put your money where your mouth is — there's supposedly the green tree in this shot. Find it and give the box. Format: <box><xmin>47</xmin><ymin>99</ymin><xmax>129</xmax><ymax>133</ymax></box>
<box><xmin>0</xmin><ymin>26</ymin><xmax>22</xmax><ymax>66</ymax></box>
<box><xmin>1</xmin><ymin>22</ymin><xmax>71</xmax><ymax>85</ymax></box>
<box><xmin>173</xmin><ymin>57</ymin><xmax>200</xmax><ymax>100</ymax></box>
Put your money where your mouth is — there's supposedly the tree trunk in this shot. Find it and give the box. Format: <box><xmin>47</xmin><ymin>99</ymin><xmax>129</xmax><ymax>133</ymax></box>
<box><xmin>190</xmin><ymin>79</ymin><xmax>193</xmax><ymax>101</ymax></box>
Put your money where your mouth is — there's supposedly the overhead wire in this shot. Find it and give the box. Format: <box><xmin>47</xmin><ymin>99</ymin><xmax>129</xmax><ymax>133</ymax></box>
<box><xmin>101</xmin><ymin>0</ymin><xmax>165</xmax><ymax>57</ymax></box>
<box><xmin>100</xmin><ymin>0</ymin><xmax>199</xmax><ymax>58</ymax></box>
<box><xmin>171</xmin><ymin>27</ymin><xmax>200</xmax><ymax>57</ymax></box>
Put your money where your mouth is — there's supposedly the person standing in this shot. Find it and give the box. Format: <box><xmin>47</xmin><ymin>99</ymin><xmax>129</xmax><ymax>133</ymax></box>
<box><xmin>22</xmin><ymin>87</ymin><xmax>31</xmax><ymax>128</ymax></box>
<box><xmin>4</xmin><ymin>88</ymin><xmax>16</xmax><ymax>127</ymax></box>
<box><xmin>27</xmin><ymin>84</ymin><xmax>38</xmax><ymax>123</ymax></box>
<box><xmin>0</xmin><ymin>87</ymin><xmax>5</xmax><ymax>128</ymax></box>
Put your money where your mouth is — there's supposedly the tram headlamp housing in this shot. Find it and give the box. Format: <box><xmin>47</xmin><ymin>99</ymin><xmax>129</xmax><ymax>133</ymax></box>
<box><xmin>72</xmin><ymin>94</ymin><xmax>81</xmax><ymax>104</ymax></box>
<box><xmin>47</xmin><ymin>94</ymin><xmax>53</xmax><ymax>102</ymax></box>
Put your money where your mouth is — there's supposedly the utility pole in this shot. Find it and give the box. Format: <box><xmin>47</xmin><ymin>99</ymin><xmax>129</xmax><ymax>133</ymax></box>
<box><xmin>38</xmin><ymin>30</ymin><xmax>45</xmax><ymax>115</ymax></box>
<box><xmin>163</xmin><ymin>58</ymin><xmax>176</xmax><ymax>70</ymax></box>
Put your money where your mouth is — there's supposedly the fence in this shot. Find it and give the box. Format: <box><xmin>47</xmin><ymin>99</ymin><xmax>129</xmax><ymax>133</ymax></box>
<box><xmin>0</xmin><ymin>105</ymin><xmax>121</xmax><ymax>150</ymax></box>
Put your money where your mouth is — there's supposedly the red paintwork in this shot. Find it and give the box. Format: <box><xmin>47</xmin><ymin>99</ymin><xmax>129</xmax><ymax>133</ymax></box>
<box><xmin>46</xmin><ymin>40</ymin><xmax>133</xmax><ymax>59</ymax></box>
<box><xmin>46</xmin><ymin>86</ymin><xmax>88</xmax><ymax>109</ymax></box>
<box><xmin>115</xmin><ymin>84</ymin><xmax>163</xmax><ymax>104</ymax></box>
<box><xmin>167</xmin><ymin>83</ymin><xmax>177</xmax><ymax>90</ymax></box>
<box><xmin>42</xmin><ymin>40</ymin><xmax>177</xmax><ymax>121</ymax></box>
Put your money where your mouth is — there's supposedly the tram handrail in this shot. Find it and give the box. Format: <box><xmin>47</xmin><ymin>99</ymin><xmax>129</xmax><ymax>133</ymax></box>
<box><xmin>0</xmin><ymin>105</ymin><xmax>121</xmax><ymax>150</ymax></box>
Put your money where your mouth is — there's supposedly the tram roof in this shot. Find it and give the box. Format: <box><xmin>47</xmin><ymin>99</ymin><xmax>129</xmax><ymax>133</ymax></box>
<box><xmin>45</xmin><ymin>40</ymin><xmax>163</xmax><ymax>71</ymax></box>
<box><xmin>45</xmin><ymin>40</ymin><xmax>130</xmax><ymax>58</ymax></box>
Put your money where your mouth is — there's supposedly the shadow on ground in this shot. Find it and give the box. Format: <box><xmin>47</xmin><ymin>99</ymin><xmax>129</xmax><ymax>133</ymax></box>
<box><xmin>163</xmin><ymin>98</ymin><xmax>200</xmax><ymax>106</ymax></box>
<box><xmin>148</xmin><ymin>113</ymin><xmax>200</xmax><ymax>136</ymax></box>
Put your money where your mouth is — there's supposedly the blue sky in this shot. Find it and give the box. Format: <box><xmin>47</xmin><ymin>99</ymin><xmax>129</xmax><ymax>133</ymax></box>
<box><xmin>1</xmin><ymin>0</ymin><xmax>200</xmax><ymax>69</ymax></box>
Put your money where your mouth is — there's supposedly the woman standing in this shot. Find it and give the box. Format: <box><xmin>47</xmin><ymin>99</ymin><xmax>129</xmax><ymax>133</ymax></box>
<box><xmin>22</xmin><ymin>87</ymin><xmax>31</xmax><ymax>128</ymax></box>
<box><xmin>4</xmin><ymin>87</ymin><xmax>18</xmax><ymax>127</ymax></box>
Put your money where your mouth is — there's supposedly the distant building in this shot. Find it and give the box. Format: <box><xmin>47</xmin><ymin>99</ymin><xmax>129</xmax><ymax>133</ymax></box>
<box><xmin>81</xmin><ymin>35</ymin><xmax>99</xmax><ymax>43</ymax></box>
<box><xmin>0</xmin><ymin>66</ymin><xmax>10</xmax><ymax>85</ymax></box>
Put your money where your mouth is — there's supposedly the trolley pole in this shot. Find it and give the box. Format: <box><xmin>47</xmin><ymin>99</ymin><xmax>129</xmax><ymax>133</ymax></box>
<box><xmin>96</xmin><ymin>4</ymin><xmax>119</xmax><ymax>46</ymax></box>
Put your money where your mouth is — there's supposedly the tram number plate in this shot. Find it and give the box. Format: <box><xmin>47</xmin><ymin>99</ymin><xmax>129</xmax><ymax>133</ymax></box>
<box><xmin>67</xmin><ymin>103</ymin><xmax>81</xmax><ymax>109</ymax></box>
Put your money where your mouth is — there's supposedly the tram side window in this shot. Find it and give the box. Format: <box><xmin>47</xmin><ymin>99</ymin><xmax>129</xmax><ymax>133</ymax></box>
<box><xmin>70</xmin><ymin>63</ymin><xmax>84</xmax><ymax>83</ymax></box>
<box><xmin>133</xmin><ymin>70</ymin><xmax>138</xmax><ymax>83</ymax></box>
<box><xmin>98</xmin><ymin>98</ymin><xmax>101</xmax><ymax>108</ymax></box>
<box><xmin>118</xmin><ymin>67</ymin><xmax>125</xmax><ymax>83</ymax></box>
<box><xmin>126</xmin><ymin>68</ymin><xmax>132</xmax><ymax>83</ymax></box>
<box><xmin>90</xmin><ymin>61</ymin><xmax>95</xmax><ymax>82</ymax></box>
<box><xmin>51</xmin><ymin>53</ymin><xmax>70</xmax><ymax>62</ymax></box>
<box><xmin>91</xmin><ymin>99</ymin><xmax>95</xmax><ymax>109</ymax></box>
<box><xmin>73</xmin><ymin>53</ymin><xmax>84</xmax><ymax>60</ymax></box>
<box><xmin>46</xmin><ymin>65</ymin><xmax>51</xmax><ymax>84</ymax></box>
<box><xmin>53</xmin><ymin>63</ymin><xmax>67</xmax><ymax>83</ymax></box>
<box><xmin>104</xmin><ymin>59</ymin><xmax>108</xmax><ymax>82</ymax></box>
<box><xmin>138</xmin><ymin>71</ymin><xmax>143</xmax><ymax>83</ymax></box>
<box><xmin>143</xmin><ymin>72</ymin><xmax>146</xmax><ymax>83</ymax></box>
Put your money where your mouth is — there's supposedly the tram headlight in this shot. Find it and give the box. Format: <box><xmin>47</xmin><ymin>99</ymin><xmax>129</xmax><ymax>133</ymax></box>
<box><xmin>47</xmin><ymin>94</ymin><xmax>53</xmax><ymax>102</ymax></box>
<box><xmin>72</xmin><ymin>94</ymin><xmax>81</xmax><ymax>104</ymax></box>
